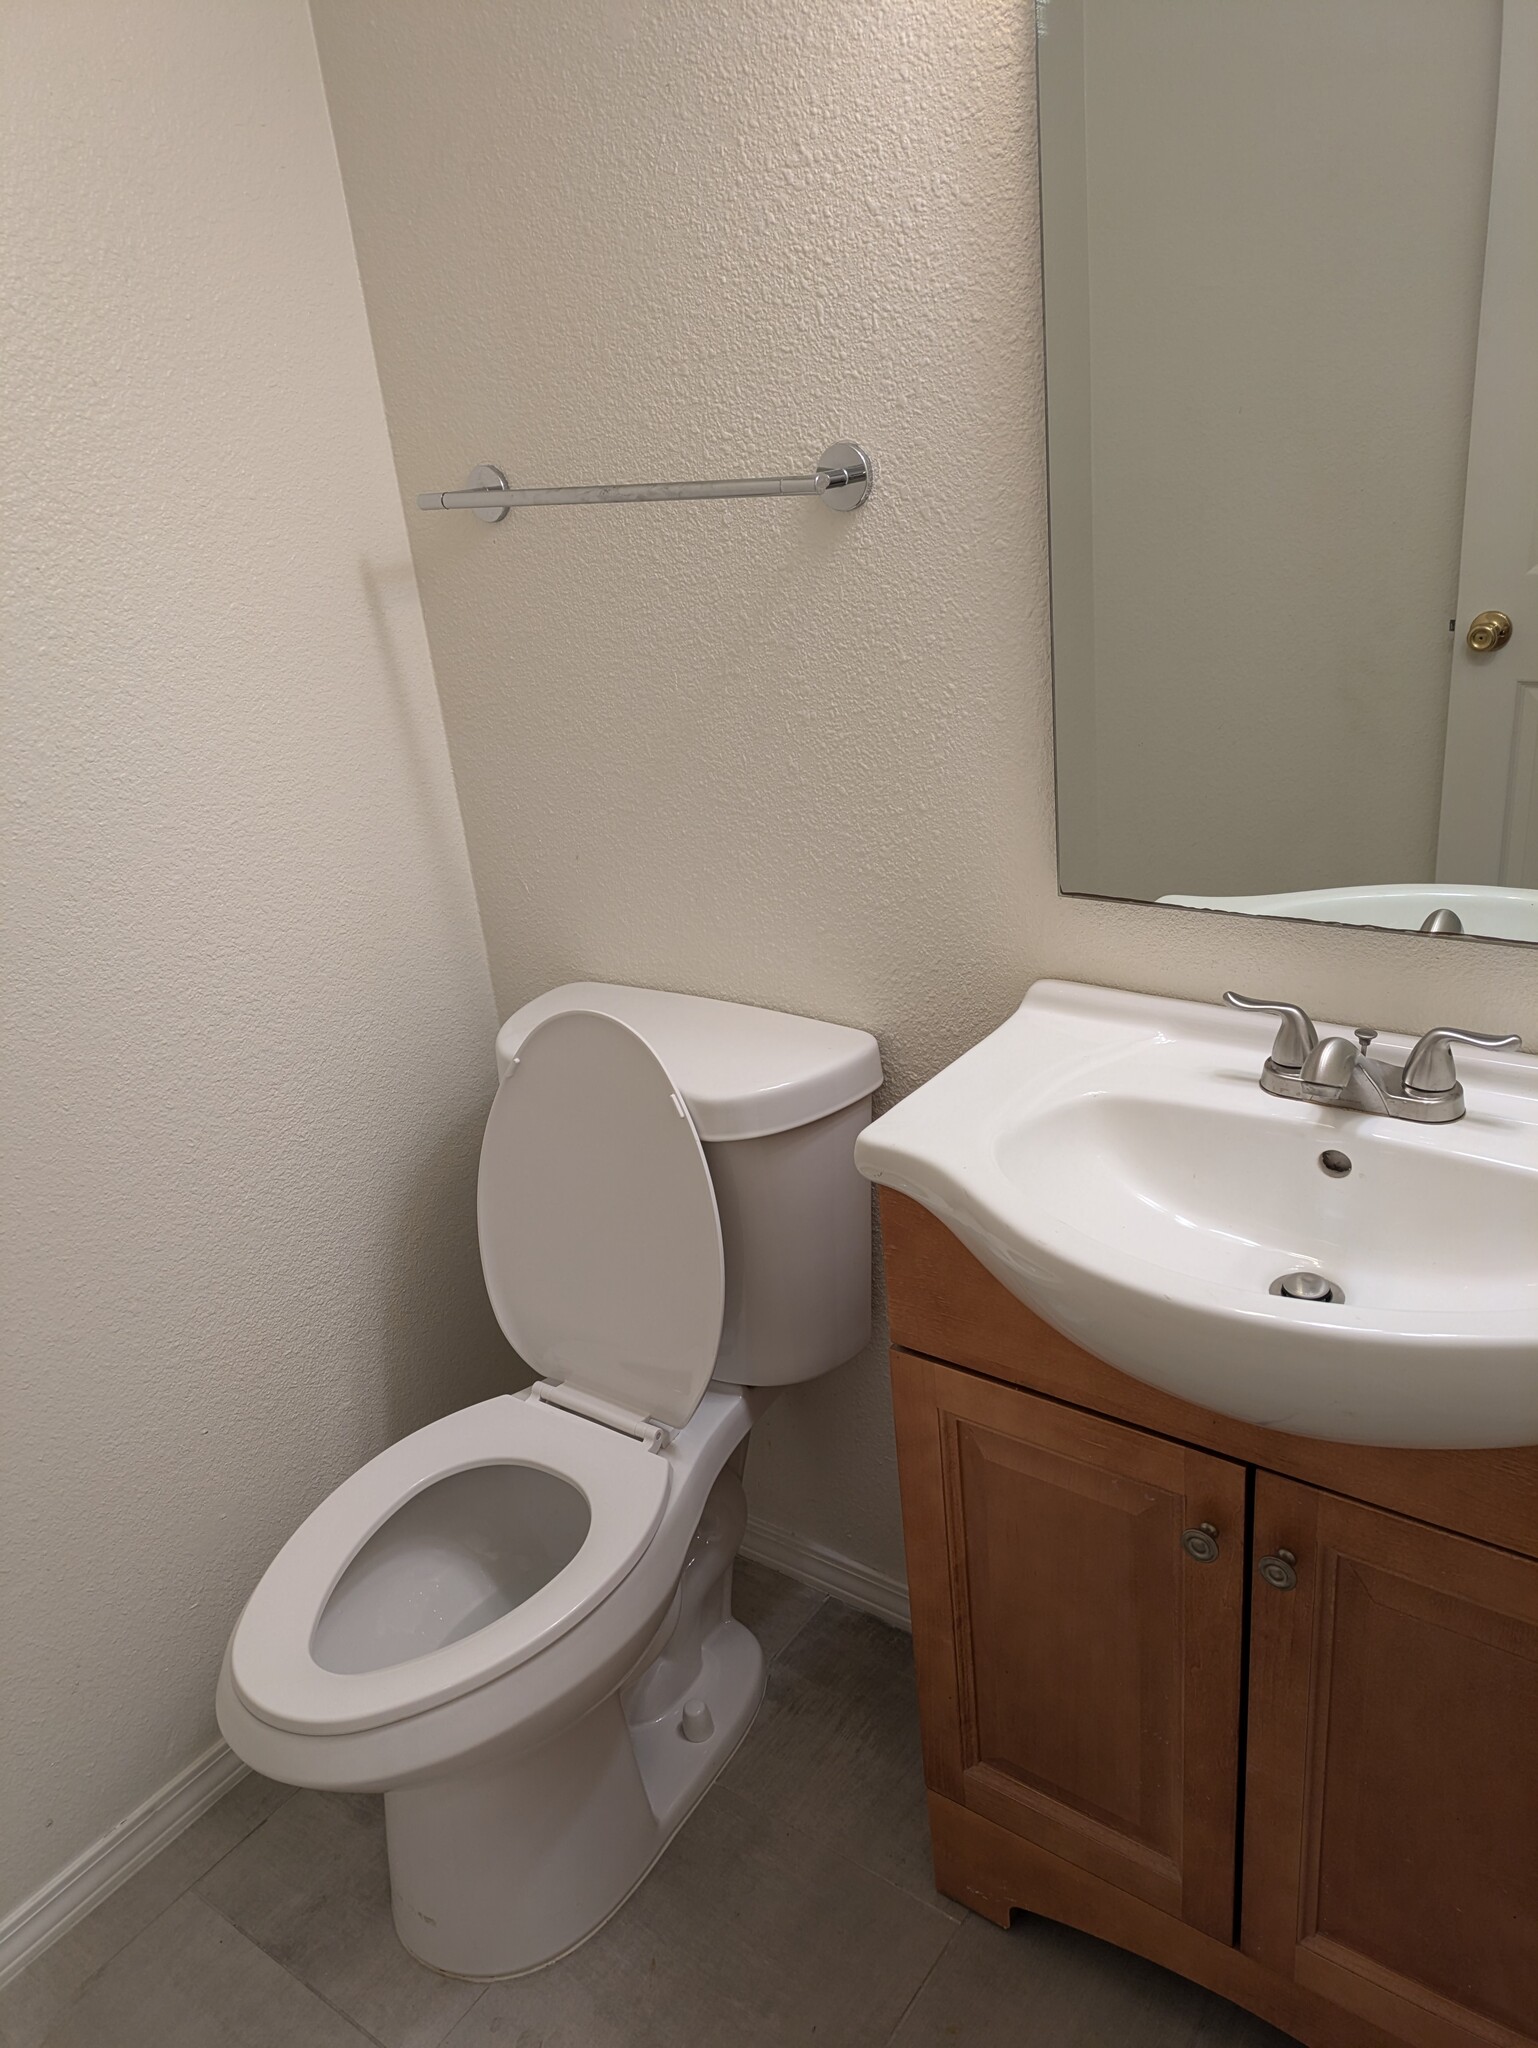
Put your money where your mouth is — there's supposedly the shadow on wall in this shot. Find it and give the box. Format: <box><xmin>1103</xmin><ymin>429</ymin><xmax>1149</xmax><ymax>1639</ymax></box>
<box><xmin>375</xmin><ymin>1104</ymin><xmax>524</xmax><ymax>1456</ymax></box>
<box><xmin>354</xmin><ymin>551</ymin><xmax>523</xmax><ymax>1437</ymax></box>
<box><xmin>742</xmin><ymin>1178</ymin><xmax>904</xmax><ymax>1582</ymax></box>
<box><xmin>358</xmin><ymin>553</ymin><xmax>496</xmax><ymax>946</ymax></box>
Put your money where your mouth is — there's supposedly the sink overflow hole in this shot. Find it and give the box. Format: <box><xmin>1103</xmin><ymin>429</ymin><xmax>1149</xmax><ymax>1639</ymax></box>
<box><xmin>1271</xmin><ymin>1271</ymin><xmax>1347</xmax><ymax>1305</ymax></box>
<box><xmin>1318</xmin><ymin>1150</ymin><xmax>1353</xmax><ymax>1178</ymax></box>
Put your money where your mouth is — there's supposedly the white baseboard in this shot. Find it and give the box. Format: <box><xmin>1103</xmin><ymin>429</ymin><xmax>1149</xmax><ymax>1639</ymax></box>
<box><xmin>0</xmin><ymin>1741</ymin><xmax>249</xmax><ymax>1991</ymax></box>
<box><xmin>742</xmin><ymin>1519</ymin><xmax>911</xmax><ymax>1631</ymax></box>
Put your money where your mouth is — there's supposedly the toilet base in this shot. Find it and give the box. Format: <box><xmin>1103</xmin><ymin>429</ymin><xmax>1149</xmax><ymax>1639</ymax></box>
<box><xmin>383</xmin><ymin>1471</ymin><xmax>764</xmax><ymax>1978</ymax></box>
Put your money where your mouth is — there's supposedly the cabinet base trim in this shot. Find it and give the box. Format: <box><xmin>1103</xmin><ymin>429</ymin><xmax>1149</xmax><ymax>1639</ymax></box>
<box><xmin>927</xmin><ymin>1792</ymin><xmax>1409</xmax><ymax>2048</ymax></box>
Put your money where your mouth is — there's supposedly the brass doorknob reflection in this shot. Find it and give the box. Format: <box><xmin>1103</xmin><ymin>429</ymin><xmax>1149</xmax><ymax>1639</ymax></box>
<box><xmin>1466</xmin><ymin>611</ymin><xmax>1513</xmax><ymax>653</ymax></box>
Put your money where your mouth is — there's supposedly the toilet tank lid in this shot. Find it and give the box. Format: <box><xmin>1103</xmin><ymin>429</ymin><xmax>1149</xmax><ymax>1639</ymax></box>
<box><xmin>495</xmin><ymin>984</ymin><xmax>882</xmax><ymax>1141</ymax></box>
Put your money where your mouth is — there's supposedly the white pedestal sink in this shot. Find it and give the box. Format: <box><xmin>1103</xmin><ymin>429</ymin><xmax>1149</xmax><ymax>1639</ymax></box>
<box><xmin>856</xmin><ymin>982</ymin><xmax>1537</xmax><ymax>1449</ymax></box>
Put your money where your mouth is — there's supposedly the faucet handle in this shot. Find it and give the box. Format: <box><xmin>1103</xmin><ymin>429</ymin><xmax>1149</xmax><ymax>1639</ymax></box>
<box><xmin>1402</xmin><ymin>1026</ymin><xmax>1522</xmax><ymax>1095</ymax></box>
<box><xmin>1224</xmin><ymin>993</ymin><xmax>1320</xmax><ymax>1072</ymax></box>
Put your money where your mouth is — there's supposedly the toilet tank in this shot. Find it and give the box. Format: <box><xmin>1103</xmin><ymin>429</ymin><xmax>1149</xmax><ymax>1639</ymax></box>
<box><xmin>494</xmin><ymin>985</ymin><xmax>883</xmax><ymax>1387</ymax></box>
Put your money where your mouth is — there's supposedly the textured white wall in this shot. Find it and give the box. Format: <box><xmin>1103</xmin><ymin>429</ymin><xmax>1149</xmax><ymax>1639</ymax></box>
<box><xmin>310</xmin><ymin>0</ymin><xmax>1538</xmax><ymax>1590</ymax></box>
<box><xmin>1</xmin><ymin>1</ymin><xmax>510</xmax><ymax>1917</ymax></box>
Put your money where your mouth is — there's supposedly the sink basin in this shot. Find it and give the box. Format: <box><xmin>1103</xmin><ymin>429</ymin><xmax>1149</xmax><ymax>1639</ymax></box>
<box><xmin>856</xmin><ymin>982</ymin><xmax>1538</xmax><ymax>1448</ymax></box>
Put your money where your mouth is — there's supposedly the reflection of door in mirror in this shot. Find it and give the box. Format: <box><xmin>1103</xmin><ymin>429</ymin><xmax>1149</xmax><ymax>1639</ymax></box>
<box><xmin>1041</xmin><ymin>0</ymin><xmax>1537</xmax><ymax>942</ymax></box>
<box><xmin>1437</xmin><ymin>0</ymin><xmax>1538</xmax><ymax>895</ymax></box>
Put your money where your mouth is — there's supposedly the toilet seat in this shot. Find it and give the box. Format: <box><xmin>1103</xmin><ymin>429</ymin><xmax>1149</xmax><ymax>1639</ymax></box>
<box><xmin>229</xmin><ymin>1394</ymin><xmax>669</xmax><ymax>1737</ymax></box>
<box><xmin>234</xmin><ymin>1011</ymin><xmax>730</xmax><ymax>1743</ymax></box>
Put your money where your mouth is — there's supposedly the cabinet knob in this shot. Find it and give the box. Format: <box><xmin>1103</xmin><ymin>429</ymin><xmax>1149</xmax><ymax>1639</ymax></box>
<box><xmin>1259</xmin><ymin>1548</ymin><xmax>1298</xmax><ymax>1591</ymax></box>
<box><xmin>1181</xmin><ymin>1522</ymin><xmax>1220</xmax><ymax>1564</ymax></box>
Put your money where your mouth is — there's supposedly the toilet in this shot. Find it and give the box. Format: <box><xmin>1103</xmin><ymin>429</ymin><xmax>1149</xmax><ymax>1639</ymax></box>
<box><xmin>216</xmin><ymin>983</ymin><xmax>881</xmax><ymax>1979</ymax></box>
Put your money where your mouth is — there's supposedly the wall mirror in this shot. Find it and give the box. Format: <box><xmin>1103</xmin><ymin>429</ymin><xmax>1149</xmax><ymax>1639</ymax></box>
<box><xmin>1040</xmin><ymin>0</ymin><xmax>1537</xmax><ymax>943</ymax></box>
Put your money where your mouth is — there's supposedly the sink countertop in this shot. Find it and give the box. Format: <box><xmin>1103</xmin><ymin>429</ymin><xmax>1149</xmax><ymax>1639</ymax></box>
<box><xmin>856</xmin><ymin>981</ymin><xmax>1538</xmax><ymax>1449</ymax></box>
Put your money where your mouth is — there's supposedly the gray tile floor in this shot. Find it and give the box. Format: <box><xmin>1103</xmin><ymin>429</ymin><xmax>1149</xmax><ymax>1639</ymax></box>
<box><xmin>2</xmin><ymin>1565</ymin><xmax>1302</xmax><ymax>2048</ymax></box>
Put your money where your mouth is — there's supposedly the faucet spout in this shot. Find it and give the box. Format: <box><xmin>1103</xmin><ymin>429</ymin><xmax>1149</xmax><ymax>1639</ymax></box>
<box><xmin>1298</xmin><ymin>1036</ymin><xmax>1391</xmax><ymax>1112</ymax></box>
<box><xmin>1299</xmin><ymin>1037</ymin><xmax>1357</xmax><ymax>1095</ymax></box>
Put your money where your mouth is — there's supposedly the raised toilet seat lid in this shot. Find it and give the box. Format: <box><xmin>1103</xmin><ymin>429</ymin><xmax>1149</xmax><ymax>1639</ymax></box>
<box><xmin>230</xmin><ymin>1394</ymin><xmax>669</xmax><ymax>1736</ymax></box>
<box><xmin>478</xmin><ymin>1009</ymin><xmax>726</xmax><ymax>1432</ymax></box>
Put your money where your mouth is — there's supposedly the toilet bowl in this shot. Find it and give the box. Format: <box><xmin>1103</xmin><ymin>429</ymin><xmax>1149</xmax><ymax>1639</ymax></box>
<box><xmin>217</xmin><ymin>984</ymin><xmax>881</xmax><ymax>1978</ymax></box>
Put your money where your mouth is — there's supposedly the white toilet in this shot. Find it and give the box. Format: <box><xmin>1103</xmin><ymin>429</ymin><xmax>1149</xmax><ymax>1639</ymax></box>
<box><xmin>216</xmin><ymin>983</ymin><xmax>881</xmax><ymax>1979</ymax></box>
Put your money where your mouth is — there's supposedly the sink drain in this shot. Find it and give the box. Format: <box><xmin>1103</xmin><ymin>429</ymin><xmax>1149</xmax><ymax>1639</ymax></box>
<box><xmin>1271</xmin><ymin>1271</ymin><xmax>1346</xmax><ymax>1305</ymax></box>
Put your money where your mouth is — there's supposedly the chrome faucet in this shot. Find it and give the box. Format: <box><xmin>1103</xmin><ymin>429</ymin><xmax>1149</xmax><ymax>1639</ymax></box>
<box><xmin>1223</xmin><ymin>994</ymin><xmax>1520</xmax><ymax>1124</ymax></box>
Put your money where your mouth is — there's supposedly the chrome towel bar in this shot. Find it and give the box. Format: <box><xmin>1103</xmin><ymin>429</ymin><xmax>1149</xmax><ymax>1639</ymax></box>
<box><xmin>416</xmin><ymin>441</ymin><xmax>874</xmax><ymax>522</ymax></box>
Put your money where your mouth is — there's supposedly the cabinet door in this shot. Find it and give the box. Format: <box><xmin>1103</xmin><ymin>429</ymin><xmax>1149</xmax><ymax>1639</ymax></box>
<box><xmin>891</xmin><ymin>1350</ymin><xmax>1247</xmax><ymax>1939</ymax></box>
<box><xmin>1244</xmin><ymin>1474</ymin><xmax>1538</xmax><ymax>2047</ymax></box>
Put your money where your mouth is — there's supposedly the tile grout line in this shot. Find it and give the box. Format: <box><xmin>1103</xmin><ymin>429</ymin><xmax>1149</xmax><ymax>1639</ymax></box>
<box><xmin>430</xmin><ymin>1982</ymin><xmax>491</xmax><ymax>2048</ymax></box>
<box><xmin>762</xmin><ymin>1592</ymin><xmax>830</xmax><ymax>1671</ymax></box>
<box><xmin>741</xmin><ymin>1580</ymin><xmax>976</xmax><ymax>1950</ymax></box>
<box><xmin>5</xmin><ymin>1783</ymin><xmax>303</xmax><ymax>2039</ymax></box>
<box><xmin>879</xmin><ymin>1906</ymin><xmax>967</xmax><ymax>2046</ymax></box>
<box><xmin>734</xmin><ymin>1586</ymin><xmax>972</xmax><ymax>2015</ymax></box>
<box><xmin>181</xmin><ymin>1788</ymin><xmax>299</xmax><ymax>1917</ymax></box>
<box><xmin>191</xmin><ymin>1881</ymin><xmax>448</xmax><ymax>2048</ymax></box>
<box><xmin>187</xmin><ymin>1793</ymin><xmax>494</xmax><ymax>2048</ymax></box>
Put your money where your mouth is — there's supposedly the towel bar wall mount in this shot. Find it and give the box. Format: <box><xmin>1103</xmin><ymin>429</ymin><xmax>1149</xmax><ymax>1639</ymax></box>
<box><xmin>416</xmin><ymin>441</ymin><xmax>875</xmax><ymax>523</ymax></box>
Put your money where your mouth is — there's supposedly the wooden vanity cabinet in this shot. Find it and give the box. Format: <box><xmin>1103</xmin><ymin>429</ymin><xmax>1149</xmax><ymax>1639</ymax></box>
<box><xmin>897</xmin><ymin>1358</ymin><xmax>1248</xmax><ymax>1937</ymax></box>
<box><xmin>882</xmin><ymin>1192</ymin><xmax>1538</xmax><ymax>2048</ymax></box>
<box><xmin>1243</xmin><ymin>1478</ymin><xmax>1538</xmax><ymax>2047</ymax></box>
